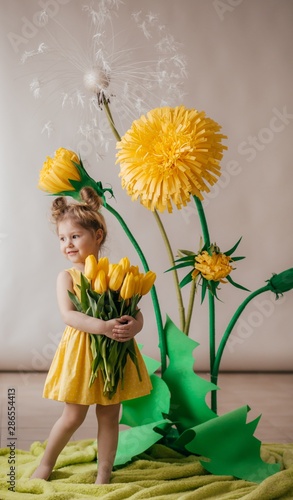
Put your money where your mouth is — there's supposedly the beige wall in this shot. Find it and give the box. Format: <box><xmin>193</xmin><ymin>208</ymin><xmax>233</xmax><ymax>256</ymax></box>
<box><xmin>0</xmin><ymin>0</ymin><xmax>292</xmax><ymax>372</ymax></box>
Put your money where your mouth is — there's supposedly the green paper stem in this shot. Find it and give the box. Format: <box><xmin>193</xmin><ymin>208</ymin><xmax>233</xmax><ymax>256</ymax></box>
<box><xmin>184</xmin><ymin>279</ymin><xmax>196</xmax><ymax>335</ymax></box>
<box><xmin>103</xmin><ymin>97</ymin><xmax>121</xmax><ymax>141</ymax></box>
<box><xmin>193</xmin><ymin>196</ymin><xmax>216</xmax><ymax>410</ymax></box>
<box><xmin>105</xmin><ymin>203</ymin><xmax>167</xmax><ymax>372</ymax></box>
<box><xmin>153</xmin><ymin>209</ymin><xmax>186</xmax><ymax>333</ymax></box>
<box><xmin>193</xmin><ymin>196</ymin><xmax>211</xmax><ymax>248</ymax></box>
<box><xmin>211</xmin><ymin>284</ymin><xmax>270</xmax><ymax>412</ymax></box>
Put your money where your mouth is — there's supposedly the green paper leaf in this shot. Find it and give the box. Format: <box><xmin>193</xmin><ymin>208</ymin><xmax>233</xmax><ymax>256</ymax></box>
<box><xmin>175</xmin><ymin>405</ymin><xmax>280</xmax><ymax>483</ymax></box>
<box><xmin>120</xmin><ymin>348</ymin><xmax>170</xmax><ymax>428</ymax></box>
<box><xmin>162</xmin><ymin>316</ymin><xmax>218</xmax><ymax>432</ymax></box>
<box><xmin>114</xmin><ymin>419</ymin><xmax>169</xmax><ymax>466</ymax></box>
<box><xmin>120</xmin><ymin>373</ymin><xmax>170</xmax><ymax>427</ymax></box>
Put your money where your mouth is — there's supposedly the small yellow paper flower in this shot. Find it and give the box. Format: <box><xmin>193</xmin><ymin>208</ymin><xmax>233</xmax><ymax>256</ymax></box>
<box><xmin>193</xmin><ymin>251</ymin><xmax>233</xmax><ymax>282</ymax></box>
<box><xmin>116</xmin><ymin>105</ymin><xmax>227</xmax><ymax>213</ymax></box>
<box><xmin>38</xmin><ymin>147</ymin><xmax>80</xmax><ymax>193</ymax></box>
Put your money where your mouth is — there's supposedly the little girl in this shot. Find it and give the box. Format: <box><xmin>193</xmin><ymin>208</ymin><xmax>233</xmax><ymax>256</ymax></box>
<box><xmin>31</xmin><ymin>187</ymin><xmax>152</xmax><ymax>484</ymax></box>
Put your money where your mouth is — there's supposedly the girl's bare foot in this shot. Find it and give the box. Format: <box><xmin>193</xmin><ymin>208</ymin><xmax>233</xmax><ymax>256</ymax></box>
<box><xmin>30</xmin><ymin>464</ymin><xmax>52</xmax><ymax>480</ymax></box>
<box><xmin>95</xmin><ymin>464</ymin><xmax>112</xmax><ymax>484</ymax></box>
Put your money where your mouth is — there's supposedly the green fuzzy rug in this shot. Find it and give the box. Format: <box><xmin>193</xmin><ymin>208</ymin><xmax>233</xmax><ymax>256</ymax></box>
<box><xmin>1</xmin><ymin>440</ymin><xmax>293</xmax><ymax>499</ymax></box>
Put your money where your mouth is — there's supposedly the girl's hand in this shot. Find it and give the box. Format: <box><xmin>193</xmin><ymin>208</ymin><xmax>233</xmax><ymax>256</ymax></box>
<box><xmin>111</xmin><ymin>313</ymin><xmax>143</xmax><ymax>342</ymax></box>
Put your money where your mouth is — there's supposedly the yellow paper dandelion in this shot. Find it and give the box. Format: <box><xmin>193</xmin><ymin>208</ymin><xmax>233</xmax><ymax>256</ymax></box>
<box><xmin>116</xmin><ymin>105</ymin><xmax>227</xmax><ymax>213</ymax></box>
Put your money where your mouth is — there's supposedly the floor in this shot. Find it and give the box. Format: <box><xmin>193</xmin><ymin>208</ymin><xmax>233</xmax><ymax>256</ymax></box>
<box><xmin>0</xmin><ymin>371</ymin><xmax>292</xmax><ymax>451</ymax></box>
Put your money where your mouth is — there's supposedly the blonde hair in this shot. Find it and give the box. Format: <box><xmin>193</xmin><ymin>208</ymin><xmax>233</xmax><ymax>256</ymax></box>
<box><xmin>51</xmin><ymin>187</ymin><xmax>107</xmax><ymax>245</ymax></box>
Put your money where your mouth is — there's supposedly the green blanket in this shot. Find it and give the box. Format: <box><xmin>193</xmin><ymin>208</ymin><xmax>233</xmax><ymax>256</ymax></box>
<box><xmin>1</xmin><ymin>440</ymin><xmax>293</xmax><ymax>499</ymax></box>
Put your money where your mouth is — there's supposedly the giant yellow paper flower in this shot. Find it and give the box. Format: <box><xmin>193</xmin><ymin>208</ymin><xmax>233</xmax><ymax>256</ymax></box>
<box><xmin>39</xmin><ymin>147</ymin><xmax>80</xmax><ymax>193</ymax></box>
<box><xmin>116</xmin><ymin>105</ymin><xmax>227</xmax><ymax>213</ymax></box>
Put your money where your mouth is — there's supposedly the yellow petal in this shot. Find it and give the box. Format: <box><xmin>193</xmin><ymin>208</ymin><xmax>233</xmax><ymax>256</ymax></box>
<box><xmin>94</xmin><ymin>269</ymin><xmax>107</xmax><ymax>294</ymax></box>
<box><xmin>84</xmin><ymin>255</ymin><xmax>98</xmax><ymax>281</ymax></box>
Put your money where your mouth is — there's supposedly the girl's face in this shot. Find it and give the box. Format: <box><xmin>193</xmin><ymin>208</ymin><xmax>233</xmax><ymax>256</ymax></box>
<box><xmin>58</xmin><ymin>218</ymin><xmax>103</xmax><ymax>270</ymax></box>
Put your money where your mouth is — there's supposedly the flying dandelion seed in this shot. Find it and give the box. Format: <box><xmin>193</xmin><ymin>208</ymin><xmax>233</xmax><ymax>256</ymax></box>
<box><xmin>22</xmin><ymin>0</ymin><xmax>188</xmax><ymax>158</ymax></box>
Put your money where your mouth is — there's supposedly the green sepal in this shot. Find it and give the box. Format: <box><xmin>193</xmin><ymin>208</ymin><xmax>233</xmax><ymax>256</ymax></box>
<box><xmin>208</xmin><ymin>280</ymin><xmax>221</xmax><ymax>301</ymax></box>
<box><xmin>226</xmin><ymin>274</ymin><xmax>250</xmax><ymax>292</ymax></box>
<box><xmin>231</xmin><ymin>256</ymin><xmax>245</xmax><ymax>262</ymax></box>
<box><xmin>47</xmin><ymin>158</ymin><xmax>115</xmax><ymax>207</ymax></box>
<box><xmin>201</xmin><ymin>279</ymin><xmax>207</xmax><ymax>304</ymax></box>
<box><xmin>179</xmin><ymin>271</ymin><xmax>194</xmax><ymax>288</ymax></box>
<box><xmin>177</xmin><ymin>249</ymin><xmax>197</xmax><ymax>257</ymax></box>
<box><xmin>225</xmin><ymin>237</ymin><xmax>243</xmax><ymax>256</ymax></box>
<box><xmin>165</xmin><ymin>255</ymin><xmax>195</xmax><ymax>274</ymax></box>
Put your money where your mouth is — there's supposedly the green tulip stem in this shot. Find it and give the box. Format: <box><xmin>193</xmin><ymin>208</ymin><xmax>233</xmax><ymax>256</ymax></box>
<box><xmin>193</xmin><ymin>195</ymin><xmax>216</xmax><ymax>409</ymax></box>
<box><xmin>153</xmin><ymin>210</ymin><xmax>186</xmax><ymax>333</ymax></box>
<box><xmin>103</xmin><ymin>97</ymin><xmax>121</xmax><ymax>142</ymax></box>
<box><xmin>105</xmin><ymin>202</ymin><xmax>167</xmax><ymax>373</ymax></box>
<box><xmin>211</xmin><ymin>284</ymin><xmax>270</xmax><ymax>413</ymax></box>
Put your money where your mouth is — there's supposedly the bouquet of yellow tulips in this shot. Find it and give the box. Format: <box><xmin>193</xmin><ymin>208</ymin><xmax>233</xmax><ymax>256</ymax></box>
<box><xmin>68</xmin><ymin>254</ymin><xmax>156</xmax><ymax>399</ymax></box>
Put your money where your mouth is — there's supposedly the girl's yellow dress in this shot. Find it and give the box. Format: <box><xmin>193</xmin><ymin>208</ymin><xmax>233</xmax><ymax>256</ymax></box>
<box><xmin>43</xmin><ymin>268</ymin><xmax>152</xmax><ymax>405</ymax></box>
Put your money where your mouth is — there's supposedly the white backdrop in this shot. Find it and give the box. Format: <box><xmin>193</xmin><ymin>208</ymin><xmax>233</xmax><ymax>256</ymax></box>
<box><xmin>0</xmin><ymin>0</ymin><xmax>292</xmax><ymax>373</ymax></box>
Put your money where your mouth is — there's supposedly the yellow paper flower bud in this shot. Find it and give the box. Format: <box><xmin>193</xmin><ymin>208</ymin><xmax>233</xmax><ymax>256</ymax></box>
<box><xmin>108</xmin><ymin>264</ymin><xmax>125</xmax><ymax>291</ymax></box>
<box><xmin>38</xmin><ymin>147</ymin><xmax>80</xmax><ymax>193</ymax></box>
<box><xmin>194</xmin><ymin>251</ymin><xmax>233</xmax><ymax>282</ymax></box>
<box><xmin>120</xmin><ymin>272</ymin><xmax>136</xmax><ymax>300</ymax></box>
<box><xmin>84</xmin><ymin>254</ymin><xmax>98</xmax><ymax>281</ymax></box>
<box><xmin>94</xmin><ymin>269</ymin><xmax>108</xmax><ymax>294</ymax></box>
<box><xmin>140</xmin><ymin>271</ymin><xmax>156</xmax><ymax>295</ymax></box>
<box><xmin>97</xmin><ymin>256</ymin><xmax>109</xmax><ymax>275</ymax></box>
<box><xmin>119</xmin><ymin>257</ymin><xmax>130</xmax><ymax>273</ymax></box>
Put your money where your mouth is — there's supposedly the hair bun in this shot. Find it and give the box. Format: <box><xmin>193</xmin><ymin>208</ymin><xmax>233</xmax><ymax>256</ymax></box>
<box><xmin>51</xmin><ymin>197</ymin><xmax>68</xmax><ymax>223</ymax></box>
<box><xmin>80</xmin><ymin>186</ymin><xmax>103</xmax><ymax>212</ymax></box>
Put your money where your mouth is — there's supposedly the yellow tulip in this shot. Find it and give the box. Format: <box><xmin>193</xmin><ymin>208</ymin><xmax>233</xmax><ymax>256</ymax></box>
<box><xmin>140</xmin><ymin>271</ymin><xmax>156</xmax><ymax>295</ymax></box>
<box><xmin>133</xmin><ymin>275</ymin><xmax>142</xmax><ymax>295</ymax></box>
<box><xmin>108</xmin><ymin>264</ymin><xmax>125</xmax><ymax>291</ymax></box>
<box><xmin>128</xmin><ymin>265</ymin><xmax>140</xmax><ymax>276</ymax></box>
<box><xmin>84</xmin><ymin>254</ymin><xmax>98</xmax><ymax>281</ymax></box>
<box><xmin>94</xmin><ymin>269</ymin><xmax>108</xmax><ymax>294</ymax></box>
<box><xmin>97</xmin><ymin>257</ymin><xmax>109</xmax><ymax>275</ymax></box>
<box><xmin>120</xmin><ymin>272</ymin><xmax>135</xmax><ymax>300</ymax></box>
<box><xmin>118</xmin><ymin>257</ymin><xmax>130</xmax><ymax>274</ymax></box>
<box><xmin>38</xmin><ymin>147</ymin><xmax>81</xmax><ymax>193</ymax></box>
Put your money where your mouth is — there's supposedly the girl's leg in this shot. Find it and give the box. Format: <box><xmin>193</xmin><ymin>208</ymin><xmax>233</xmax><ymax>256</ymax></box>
<box><xmin>95</xmin><ymin>403</ymin><xmax>120</xmax><ymax>484</ymax></box>
<box><xmin>31</xmin><ymin>403</ymin><xmax>89</xmax><ymax>480</ymax></box>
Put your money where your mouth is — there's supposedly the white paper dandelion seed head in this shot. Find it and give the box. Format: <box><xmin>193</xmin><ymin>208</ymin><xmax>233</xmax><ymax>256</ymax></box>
<box><xmin>21</xmin><ymin>0</ymin><xmax>188</xmax><ymax>160</ymax></box>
